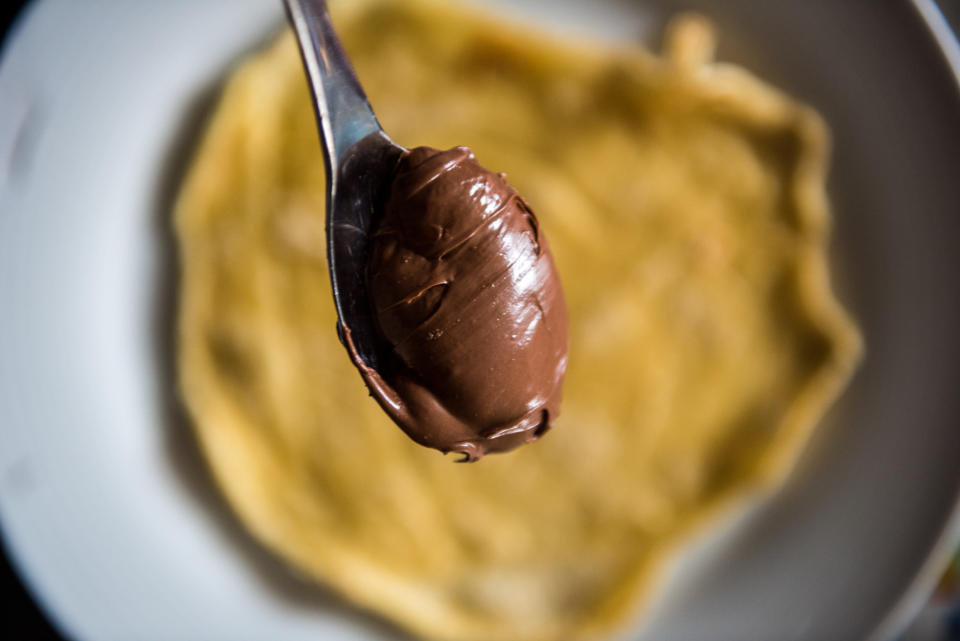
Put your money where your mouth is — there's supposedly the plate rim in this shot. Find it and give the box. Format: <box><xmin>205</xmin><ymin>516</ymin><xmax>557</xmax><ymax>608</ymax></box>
<box><xmin>864</xmin><ymin>5</ymin><xmax>960</xmax><ymax>638</ymax></box>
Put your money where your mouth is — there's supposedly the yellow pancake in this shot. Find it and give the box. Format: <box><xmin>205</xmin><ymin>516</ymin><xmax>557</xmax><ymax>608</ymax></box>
<box><xmin>174</xmin><ymin>2</ymin><xmax>861</xmax><ymax>640</ymax></box>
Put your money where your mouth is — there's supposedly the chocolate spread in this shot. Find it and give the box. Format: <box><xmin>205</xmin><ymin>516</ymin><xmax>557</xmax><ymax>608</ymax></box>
<box><xmin>344</xmin><ymin>145</ymin><xmax>568</xmax><ymax>461</ymax></box>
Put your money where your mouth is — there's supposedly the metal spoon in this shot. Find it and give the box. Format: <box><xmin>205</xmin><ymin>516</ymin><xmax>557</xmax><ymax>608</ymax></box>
<box><xmin>283</xmin><ymin>0</ymin><xmax>405</xmax><ymax>373</ymax></box>
<box><xmin>282</xmin><ymin>0</ymin><xmax>568</xmax><ymax>463</ymax></box>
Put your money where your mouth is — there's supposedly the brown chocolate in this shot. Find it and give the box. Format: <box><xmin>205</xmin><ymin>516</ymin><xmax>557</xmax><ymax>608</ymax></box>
<box><xmin>344</xmin><ymin>145</ymin><xmax>568</xmax><ymax>461</ymax></box>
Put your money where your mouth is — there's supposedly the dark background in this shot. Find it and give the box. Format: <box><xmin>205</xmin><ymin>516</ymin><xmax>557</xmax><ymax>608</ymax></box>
<box><xmin>0</xmin><ymin>1</ymin><xmax>958</xmax><ymax>640</ymax></box>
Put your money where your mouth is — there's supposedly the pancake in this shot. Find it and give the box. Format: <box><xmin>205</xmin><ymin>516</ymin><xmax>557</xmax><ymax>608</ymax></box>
<box><xmin>174</xmin><ymin>2</ymin><xmax>861</xmax><ymax>640</ymax></box>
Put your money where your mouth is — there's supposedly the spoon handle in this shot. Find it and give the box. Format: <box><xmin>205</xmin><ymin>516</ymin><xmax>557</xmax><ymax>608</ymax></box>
<box><xmin>283</xmin><ymin>0</ymin><xmax>382</xmax><ymax>169</ymax></box>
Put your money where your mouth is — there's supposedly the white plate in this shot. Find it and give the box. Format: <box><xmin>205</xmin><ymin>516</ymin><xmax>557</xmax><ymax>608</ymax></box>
<box><xmin>1</xmin><ymin>2</ymin><xmax>959</xmax><ymax>640</ymax></box>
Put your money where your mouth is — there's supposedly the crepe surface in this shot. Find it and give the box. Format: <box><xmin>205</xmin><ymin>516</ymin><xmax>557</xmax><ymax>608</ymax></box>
<box><xmin>174</xmin><ymin>2</ymin><xmax>861</xmax><ymax>640</ymax></box>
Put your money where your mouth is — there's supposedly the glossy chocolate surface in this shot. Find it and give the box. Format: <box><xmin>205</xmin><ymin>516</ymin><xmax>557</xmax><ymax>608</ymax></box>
<box><xmin>345</xmin><ymin>146</ymin><xmax>568</xmax><ymax>461</ymax></box>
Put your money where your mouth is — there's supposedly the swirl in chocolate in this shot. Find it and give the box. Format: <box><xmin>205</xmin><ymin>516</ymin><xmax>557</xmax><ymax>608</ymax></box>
<box><xmin>345</xmin><ymin>145</ymin><xmax>568</xmax><ymax>461</ymax></box>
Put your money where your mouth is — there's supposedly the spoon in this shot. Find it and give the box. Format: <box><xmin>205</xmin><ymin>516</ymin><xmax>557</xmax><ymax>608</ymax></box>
<box><xmin>283</xmin><ymin>0</ymin><xmax>405</xmax><ymax>373</ymax></box>
<box><xmin>283</xmin><ymin>0</ymin><xmax>569</xmax><ymax>461</ymax></box>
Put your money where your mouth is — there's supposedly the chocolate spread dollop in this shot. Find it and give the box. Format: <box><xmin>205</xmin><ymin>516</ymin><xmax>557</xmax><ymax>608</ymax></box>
<box><xmin>344</xmin><ymin>145</ymin><xmax>568</xmax><ymax>461</ymax></box>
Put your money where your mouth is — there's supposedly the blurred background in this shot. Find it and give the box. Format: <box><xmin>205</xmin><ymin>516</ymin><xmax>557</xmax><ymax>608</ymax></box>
<box><xmin>2</xmin><ymin>4</ymin><xmax>58</xmax><ymax>641</ymax></box>
<box><xmin>1</xmin><ymin>1</ymin><xmax>958</xmax><ymax>640</ymax></box>
<box><xmin>1</xmin><ymin>6</ymin><xmax>54</xmax><ymax>637</ymax></box>
<box><xmin>1</xmin><ymin>12</ymin><xmax>58</xmax><ymax>641</ymax></box>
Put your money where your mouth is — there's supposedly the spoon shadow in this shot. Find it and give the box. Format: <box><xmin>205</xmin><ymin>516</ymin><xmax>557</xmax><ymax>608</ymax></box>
<box><xmin>149</xmin><ymin>42</ymin><xmax>413</xmax><ymax>641</ymax></box>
